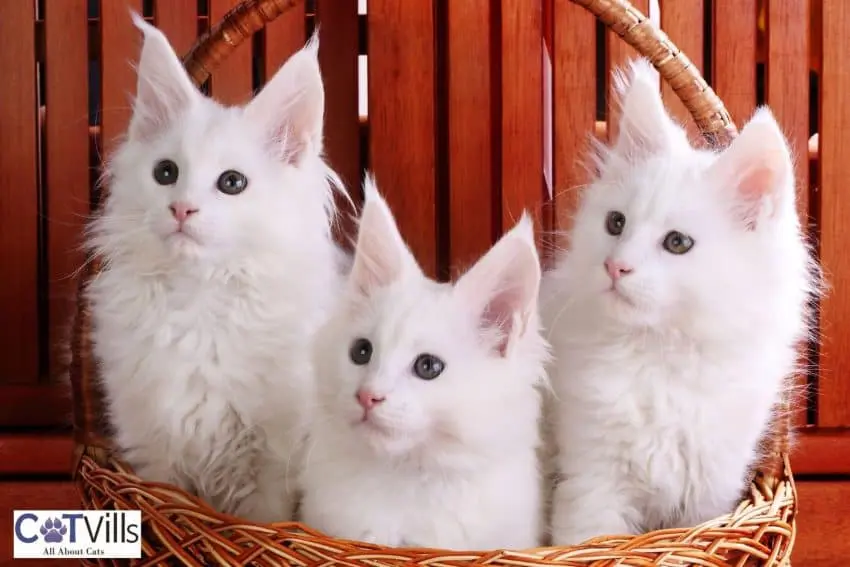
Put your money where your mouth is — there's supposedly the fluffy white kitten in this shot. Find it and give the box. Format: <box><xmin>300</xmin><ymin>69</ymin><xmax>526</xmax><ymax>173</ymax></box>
<box><xmin>544</xmin><ymin>59</ymin><xmax>819</xmax><ymax>544</ymax></box>
<box><xmin>87</xmin><ymin>16</ymin><xmax>343</xmax><ymax>522</ymax></box>
<box><xmin>300</xmin><ymin>177</ymin><xmax>549</xmax><ymax>550</ymax></box>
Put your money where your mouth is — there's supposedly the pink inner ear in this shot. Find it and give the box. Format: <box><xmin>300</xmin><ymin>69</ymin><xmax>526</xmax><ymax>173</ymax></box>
<box><xmin>481</xmin><ymin>290</ymin><xmax>520</xmax><ymax>357</ymax></box>
<box><xmin>735</xmin><ymin>165</ymin><xmax>777</xmax><ymax>229</ymax></box>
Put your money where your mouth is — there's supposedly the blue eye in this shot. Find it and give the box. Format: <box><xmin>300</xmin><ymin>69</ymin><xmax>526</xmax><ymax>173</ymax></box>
<box><xmin>412</xmin><ymin>354</ymin><xmax>445</xmax><ymax>380</ymax></box>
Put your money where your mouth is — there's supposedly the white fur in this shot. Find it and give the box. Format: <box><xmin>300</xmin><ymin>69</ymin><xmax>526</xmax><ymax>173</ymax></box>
<box><xmin>543</xmin><ymin>59</ymin><xmax>820</xmax><ymax>544</ymax></box>
<box><xmin>300</xmin><ymin>177</ymin><xmax>549</xmax><ymax>549</ymax></box>
<box><xmin>87</xmin><ymin>15</ymin><xmax>344</xmax><ymax>522</ymax></box>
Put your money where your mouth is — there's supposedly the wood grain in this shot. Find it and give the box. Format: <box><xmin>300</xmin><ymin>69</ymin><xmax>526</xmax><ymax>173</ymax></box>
<box><xmin>0</xmin><ymin>482</ymin><xmax>78</xmax><ymax>565</ymax></box>
<box><xmin>0</xmin><ymin>1</ymin><xmax>39</xmax><ymax>386</ymax></box>
<box><xmin>0</xmin><ymin>385</ymin><xmax>71</xmax><ymax>429</ymax></box>
<box><xmin>501</xmin><ymin>0</ymin><xmax>544</xmax><ymax>240</ymax></box>
<box><xmin>606</xmin><ymin>0</ymin><xmax>649</xmax><ymax>141</ymax></box>
<box><xmin>368</xmin><ymin>0</ymin><xmax>437</xmax><ymax>276</ymax></box>
<box><xmin>0</xmin><ymin>435</ymin><xmax>73</xmax><ymax>476</ymax></box>
<box><xmin>794</xmin><ymin>481</ymin><xmax>850</xmax><ymax>567</ymax></box>
<box><xmin>552</xmin><ymin>0</ymin><xmax>595</xmax><ymax>237</ymax></box>
<box><xmin>794</xmin><ymin>429</ymin><xmax>850</xmax><ymax>475</ymax></box>
<box><xmin>817</xmin><ymin>0</ymin><xmax>850</xmax><ymax>428</ymax></box>
<box><xmin>44</xmin><ymin>0</ymin><xmax>89</xmax><ymax>383</ymax></box>
<box><xmin>711</xmin><ymin>0</ymin><xmax>757</xmax><ymax>127</ymax></box>
<box><xmin>316</xmin><ymin>0</ymin><xmax>361</xmax><ymax>248</ymax></box>
<box><xmin>447</xmin><ymin>0</ymin><xmax>494</xmax><ymax>272</ymax></box>
<box><xmin>154</xmin><ymin>0</ymin><xmax>198</xmax><ymax>56</ymax></box>
<box><xmin>209</xmin><ymin>0</ymin><xmax>254</xmax><ymax>104</ymax></box>
<box><xmin>264</xmin><ymin>0</ymin><xmax>305</xmax><ymax>76</ymax></box>
<box><xmin>660</xmin><ymin>0</ymin><xmax>703</xmax><ymax>139</ymax></box>
<box><xmin>101</xmin><ymin>0</ymin><xmax>143</xmax><ymax>158</ymax></box>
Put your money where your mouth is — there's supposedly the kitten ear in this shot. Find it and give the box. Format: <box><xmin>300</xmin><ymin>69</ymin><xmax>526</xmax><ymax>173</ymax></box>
<box><xmin>612</xmin><ymin>58</ymin><xmax>683</xmax><ymax>157</ymax></box>
<box><xmin>348</xmin><ymin>175</ymin><xmax>419</xmax><ymax>297</ymax></box>
<box><xmin>455</xmin><ymin>213</ymin><xmax>541</xmax><ymax>358</ymax></box>
<box><xmin>128</xmin><ymin>13</ymin><xmax>200</xmax><ymax>141</ymax></box>
<box><xmin>244</xmin><ymin>32</ymin><xmax>324</xmax><ymax>164</ymax></box>
<box><xmin>708</xmin><ymin>107</ymin><xmax>794</xmax><ymax>229</ymax></box>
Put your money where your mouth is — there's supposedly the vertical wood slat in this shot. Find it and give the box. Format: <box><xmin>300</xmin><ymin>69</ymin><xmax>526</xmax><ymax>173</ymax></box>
<box><xmin>606</xmin><ymin>0</ymin><xmax>650</xmax><ymax>141</ymax></box>
<box><xmin>45</xmin><ymin>0</ymin><xmax>89</xmax><ymax>379</ymax></box>
<box><xmin>316</xmin><ymin>0</ymin><xmax>361</xmax><ymax>249</ymax></box>
<box><xmin>0</xmin><ymin>1</ymin><xmax>39</xmax><ymax>384</ymax></box>
<box><xmin>368</xmin><ymin>0</ymin><xmax>437</xmax><ymax>277</ymax></box>
<box><xmin>154</xmin><ymin>0</ymin><xmax>197</xmax><ymax>56</ymax></box>
<box><xmin>712</xmin><ymin>0</ymin><xmax>757</xmax><ymax>127</ymax></box>
<box><xmin>660</xmin><ymin>0</ymin><xmax>703</xmax><ymax>139</ymax></box>
<box><xmin>101</xmin><ymin>0</ymin><xmax>143</xmax><ymax>158</ymax></box>
<box><xmin>209</xmin><ymin>0</ymin><xmax>254</xmax><ymax>104</ymax></box>
<box><xmin>818</xmin><ymin>0</ymin><xmax>850</xmax><ymax>428</ymax></box>
<box><xmin>447</xmin><ymin>0</ymin><xmax>493</xmax><ymax>272</ymax></box>
<box><xmin>264</xmin><ymin>1</ymin><xmax>305</xmax><ymax>75</ymax></box>
<box><xmin>765</xmin><ymin>0</ymin><xmax>810</xmax><ymax>427</ymax></box>
<box><xmin>552</xmin><ymin>1</ymin><xmax>596</xmax><ymax>236</ymax></box>
<box><xmin>501</xmin><ymin>0</ymin><xmax>544</xmax><ymax>239</ymax></box>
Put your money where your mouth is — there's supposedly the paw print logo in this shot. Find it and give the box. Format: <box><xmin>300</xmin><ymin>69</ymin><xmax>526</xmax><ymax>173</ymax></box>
<box><xmin>39</xmin><ymin>517</ymin><xmax>67</xmax><ymax>543</ymax></box>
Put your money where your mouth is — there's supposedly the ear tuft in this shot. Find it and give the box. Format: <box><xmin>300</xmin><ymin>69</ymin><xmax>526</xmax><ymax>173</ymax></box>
<box><xmin>244</xmin><ymin>31</ymin><xmax>324</xmax><ymax>164</ymax></box>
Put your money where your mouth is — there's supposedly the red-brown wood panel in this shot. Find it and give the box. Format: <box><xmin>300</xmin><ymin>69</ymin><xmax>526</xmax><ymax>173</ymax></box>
<box><xmin>44</xmin><ymin>0</ymin><xmax>89</xmax><ymax>382</ymax></box>
<box><xmin>154</xmin><ymin>0</ymin><xmax>197</xmax><ymax>56</ymax></box>
<box><xmin>368</xmin><ymin>0</ymin><xmax>437</xmax><ymax>277</ymax></box>
<box><xmin>794</xmin><ymin>429</ymin><xmax>850</xmax><ymax>475</ymax></box>
<box><xmin>0</xmin><ymin>482</ymin><xmax>78</xmax><ymax>564</ymax></box>
<box><xmin>553</xmin><ymin>1</ymin><xmax>595</xmax><ymax>236</ymax></box>
<box><xmin>660</xmin><ymin>0</ymin><xmax>703</xmax><ymax>139</ymax></box>
<box><xmin>766</xmin><ymin>0</ymin><xmax>810</xmax><ymax>427</ymax></box>
<box><xmin>817</xmin><ymin>0</ymin><xmax>850</xmax><ymax>428</ymax></box>
<box><xmin>0</xmin><ymin>435</ymin><xmax>73</xmax><ymax>476</ymax></box>
<box><xmin>794</xmin><ymin>481</ymin><xmax>850</xmax><ymax>567</ymax></box>
<box><xmin>712</xmin><ymin>0</ymin><xmax>757</xmax><ymax>128</ymax></box>
<box><xmin>316</xmin><ymin>0</ymin><xmax>361</xmax><ymax>247</ymax></box>
<box><xmin>264</xmin><ymin>0</ymin><xmax>305</xmax><ymax>75</ymax></box>
<box><xmin>209</xmin><ymin>0</ymin><xmax>254</xmax><ymax>104</ymax></box>
<box><xmin>101</xmin><ymin>0</ymin><xmax>143</xmax><ymax>158</ymax></box>
<box><xmin>501</xmin><ymin>0</ymin><xmax>544</xmax><ymax>240</ymax></box>
<box><xmin>0</xmin><ymin>1</ymin><xmax>39</xmax><ymax>385</ymax></box>
<box><xmin>607</xmin><ymin>0</ymin><xmax>650</xmax><ymax>141</ymax></box>
<box><xmin>0</xmin><ymin>385</ymin><xmax>71</xmax><ymax>429</ymax></box>
<box><xmin>447</xmin><ymin>0</ymin><xmax>493</xmax><ymax>272</ymax></box>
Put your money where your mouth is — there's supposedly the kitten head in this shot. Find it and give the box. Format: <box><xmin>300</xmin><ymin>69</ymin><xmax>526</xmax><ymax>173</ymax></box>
<box><xmin>316</xmin><ymin>176</ymin><xmax>547</xmax><ymax>461</ymax></box>
<box><xmin>92</xmin><ymin>15</ymin><xmax>338</xmax><ymax>268</ymax></box>
<box><xmin>564</xmin><ymin>58</ymin><xmax>806</xmax><ymax>335</ymax></box>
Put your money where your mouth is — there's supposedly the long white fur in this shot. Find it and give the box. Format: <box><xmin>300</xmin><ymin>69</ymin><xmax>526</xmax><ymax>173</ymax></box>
<box><xmin>86</xmin><ymin>14</ymin><xmax>344</xmax><ymax>522</ymax></box>
<box><xmin>300</xmin><ymin>176</ymin><xmax>550</xmax><ymax>549</ymax></box>
<box><xmin>543</xmin><ymin>59</ymin><xmax>821</xmax><ymax>544</ymax></box>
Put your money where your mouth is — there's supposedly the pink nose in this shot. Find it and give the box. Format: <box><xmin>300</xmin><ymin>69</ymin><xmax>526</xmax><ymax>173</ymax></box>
<box><xmin>604</xmin><ymin>258</ymin><xmax>633</xmax><ymax>281</ymax></box>
<box><xmin>169</xmin><ymin>202</ymin><xmax>199</xmax><ymax>223</ymax></box>
<box><xmin>356</xmin><ymin>389</ymin><xmax>386</xmax><ymax>411</ymax></box>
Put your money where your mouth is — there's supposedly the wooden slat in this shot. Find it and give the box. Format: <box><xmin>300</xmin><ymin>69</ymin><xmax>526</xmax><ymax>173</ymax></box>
<box><xmin>0</xmin><ymin>435</ymin><xmax>74</xmax><ymax>476</ymax></box>
<box><xmin>553</xmin><ymin>0</ymin><xmax>595</xmax><ymax>236</ymax></box>
<box><xmin>0</xmin><ymin>482</ymin><xmax>78</xmax><ymax>563</ymax></box>
<box><xmin>209</xmin><ymin>0</ymin><xmax>254</xmax><ymax>104</ymax></box>
<box><xmin>817</xmin><ymin>0</ymin><xmax>850</xmax><ymax>428</ymax></box>
<box><xmin>0</xmin><ymin>385</ymin><xmax>71</xmax><ymax>428</ymax></box>
<box><xmin>264</xmin><ymin>0</ymin><xmax>305</xmax><ymax>76</ymax></box>
<box><xmin>154</xmin><ymin>0</ymin><xmax>197</xmax><ymax>56</ymax></box>
<box><xmin>794</xmin><ymin>429</ymin><xmax>850</xmax><ymax>475</ymax></box>
<box><xmin>765</xmin><ymin>0</ymin><xmax>810</xmax><ymax>427</ymax></box>
<box><xmin>368</xmin><ymin>0</ymin><xmax>437</xmax><ymax>276</ymax></box>
<box><xmin>316</xmin><ymin>0</ymin><xmax>361</xmax><ymax>249</ymax></box>
<box><xmin>101</xmin><ymin>0</ymin><xmax>143</xmax><ymax>158</ymax></box>
<box><xmin>447</xmin><ymin>0</ymin><xmax>493</xmax><ymax>272</ymax></box>
<box><xmin>660</xmin><ymin>0</ymin><xmax>703</xmax><ymax>139</ymax></box>
<box><xmin>44</xmin><ymin>0</ymin><xmax>89</xmax><ymax>382</ymax></box>
<box><xmin>794</xmin><ymin>482</ymin><xmax>850</xmax><ymax>567</ymax></box>
<box><xmin>501</xmin><ymin>0</ymin><xmax>544</xmax><ymax>239</ymax></box>
<box><xmin>607</xmin><ymin>0</ymin><xmax>650</xmax><ymax>141</ymax></box>
<box><xmin>712</xmin><ymin>0</ymin><xmax>757</xmax><ymax>127</ymax></box>
<box><xmin>0</xmin><ymin>1</ymin><xmax>39</xmax><ymax>385</ymax></box>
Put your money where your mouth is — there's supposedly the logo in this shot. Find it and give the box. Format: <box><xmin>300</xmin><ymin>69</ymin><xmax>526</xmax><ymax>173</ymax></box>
<box><xmin>13</xmin><ymin>510</ymin><xmax>142</xmax><ymax>559</ymax></box>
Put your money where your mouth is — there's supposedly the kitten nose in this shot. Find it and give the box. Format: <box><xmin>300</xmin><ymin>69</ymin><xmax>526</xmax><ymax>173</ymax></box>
<box><xmin>356</xmin><ymin>388</ymin><xmax>386</xmax><ymax>411</ymax></box>
<box><xmin>604</xmin><ymin>258</ymin><xmax>633</xmax><ymax>281</ymax></box>
<box><xmin>169</xmin><ymin>202</ymin><xmax>199</xmax><ymax>223</ymax></box>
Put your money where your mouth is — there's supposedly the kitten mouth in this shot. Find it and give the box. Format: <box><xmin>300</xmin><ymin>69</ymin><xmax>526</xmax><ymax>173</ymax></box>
<box><xmin>606</xmin><ymin>285</ymin><xmax>634</xmax><ymax>306</ymax></box>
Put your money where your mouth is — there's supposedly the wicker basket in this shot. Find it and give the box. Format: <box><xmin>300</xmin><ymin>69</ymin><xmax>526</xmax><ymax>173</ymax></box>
<box><xmin>70</xmin><ymin>0</ymin><xmax>796</xmax><ymax>565</ymax></box>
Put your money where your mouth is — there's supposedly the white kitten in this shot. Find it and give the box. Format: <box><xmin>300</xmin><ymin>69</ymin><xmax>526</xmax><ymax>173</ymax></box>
<box><xmin>300</xmin><ymin>177</ymin><xmax>549</xmax><ymax>549</ymax></box>
<box><xmin>544</xmin><ymin>59</ymin><xmax>819</xmax><ymax>544</ymax></box>
<box><xmin>86</xmin><ymin>16</ymin><xmax>343</xmax><ymax>522</ymax></box>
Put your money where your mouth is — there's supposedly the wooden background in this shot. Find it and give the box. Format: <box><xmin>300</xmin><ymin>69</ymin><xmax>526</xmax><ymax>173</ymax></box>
<box><xmin>0</xmin><ymin>0</ymin><xmax>847</xmax><ymax>564</ymax></box>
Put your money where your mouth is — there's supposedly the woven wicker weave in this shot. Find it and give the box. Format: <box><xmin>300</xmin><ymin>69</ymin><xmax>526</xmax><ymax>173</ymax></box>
<box><xmin>70</xmin><ymin>0</ymin><xmax>796</xmax><ymax>565</ymax></box>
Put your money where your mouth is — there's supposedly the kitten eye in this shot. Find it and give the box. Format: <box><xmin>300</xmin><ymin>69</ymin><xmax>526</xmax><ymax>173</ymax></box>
<box><xmin>662</xmin><ymin>230</ymin><xmax>695</xmax><ymax>255</ymax></box>
<box><xmin>349</xmin><ymin>338</ymin><xmax>373</xmax><ymax>365</ymax></box>
<box><xmin>605</xmin><ymin>211</ymin><xmax>626</xmax><ymax>236</ymax></box>
<box><xmin>412</xmin><ymin>354</ymin><xmax>445</xmax><ymax>381</ymax></box>
<box><xmin>153</xmin><ymin>159</ymin><xmax>179</xmax><ymax>186</ymax></box>
<box><xmin>217</xmin><ymin>170</ymin><xmax>248</xmax><ymax>195</ymax></box>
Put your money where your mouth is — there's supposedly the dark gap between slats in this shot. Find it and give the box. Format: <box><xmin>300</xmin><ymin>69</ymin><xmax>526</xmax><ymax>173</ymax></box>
<box><xmin>90</xmin><ymin>1</ymin><xmax>104</xmax><ymax>208</ymax></box>
<box><xmin>36</xmin><ymin>2</ymin><xmax>50</xmax><ymax>383</ymax></box>
<box><xmin>808</xmin><ymin>65</ymin><xmax>822</xmax><ymax>426</ymax></box>
<box><xmin>703</xmin><ymin>0</ymin><xmax>713</xmax><ymax>87</ymax></box>
<box><xmin>198</xmin><ymin>1</ymin><xmax>210</xmax><ymax>95</ymax></box>
<box><xmin>433</xmin><ymin>0</ymin><xmax>450</xmax><ymax>282</ymax></box>
<box><xmin>143</xmin><ymin>0</ymin><xmax>154</xmax><ymax>18</ymax></box>
<box><xmin>595</xmin><ymin>19</ymin><xmax>606</xmax><ymax>122</ymax></box>
<box><xmin>252</xmin><ymin>30</ymin><xmax>265</xmax><ymax>94</ymax></box>
<box><xmin>489</xmin><ymin>0</ymin><xmax>503</xmax><ymax>248</ymax></box>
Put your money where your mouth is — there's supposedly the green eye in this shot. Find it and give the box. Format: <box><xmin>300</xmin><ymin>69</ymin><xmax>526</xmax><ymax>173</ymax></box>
<box><xmin>605</xmin><ymin>211</ymin><xmax>626</xmax><ymax>236</ymax></box>
<box><xmin>662</xmin><ymin>230</ymin><xmax>695</xmax><ymax>255</ymax></box>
